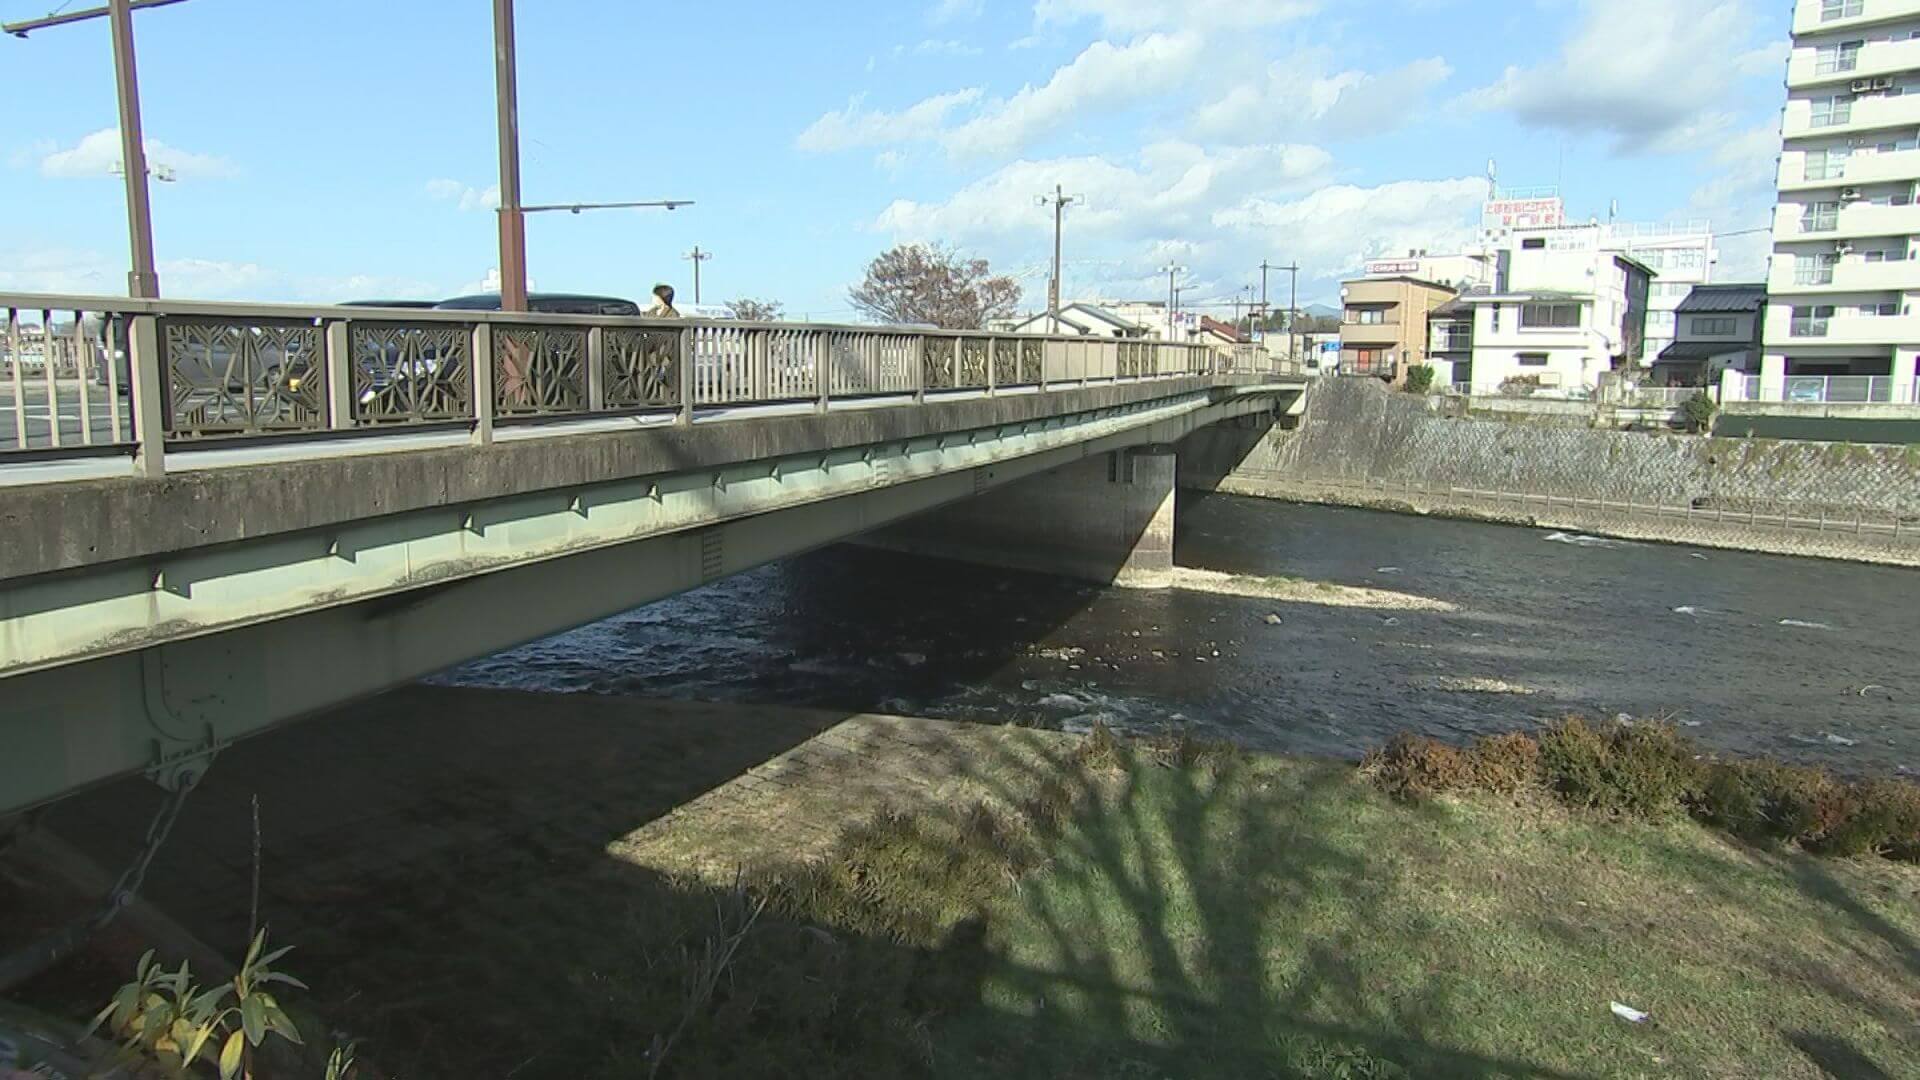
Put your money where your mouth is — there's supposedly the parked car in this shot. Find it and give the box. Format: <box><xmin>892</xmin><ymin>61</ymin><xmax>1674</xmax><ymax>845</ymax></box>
<box><xmin>433</xmin><ymin>293</ymin><xmax>640</xmax><ymax>316</ymax></box>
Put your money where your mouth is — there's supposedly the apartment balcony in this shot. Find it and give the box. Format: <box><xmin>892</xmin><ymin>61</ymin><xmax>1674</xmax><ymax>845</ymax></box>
<box><xmin>1779</xmin><ymin>147</ymin><xmax>1920</xmax><ymax>191</ymax></box>
<box><xmin>1774</xmin><ymin>199</ymin><xmax>1920</xmax><ymax>241</ymax></box>
<box><xmin>1788</xmin><ymin>36</ymin><xmax>1920</xmax><ymax>88</ymax></box>
<box><xmin>1792</xmin><ymin>0</ymin><xmax>1920</xmax><ymax>38</ymax></box>
<box><xmin>1339</xmin><ymin>322</ymin><xmax>1402</xmax><ymax>346</ymax></box>
<box><xmin>1784</xmin><ymin>90</ymin><xmax>1920</xmax><ymax>139</ymax></box>
<box><xmin>1768</xmin><ymin>256</ymin><xmax>1920</xmax><ymax>293</ymax></box>
<box><xmin>1769</xmin><ymin>312</ymin><xmax>1920</xmax><ymax>347</ymax></box>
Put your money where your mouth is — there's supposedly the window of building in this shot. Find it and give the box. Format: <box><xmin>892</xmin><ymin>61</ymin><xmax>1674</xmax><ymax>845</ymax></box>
<box><xmin>1489</xmin><ymin>304</ymin><xmax>1501</xmax><ymax>332</ymax></box>
<box><xmin>1346</xmin><ymin>307</ymin><xmax>1387</xmax><ymax>325</ymax></box>
<box><xmin>1795</xmin><ymin>252</ymin><xmax>1840</xmax><ymax>284</ymax></box>
<box><xmin>1516</xmin><ymin>353</ymin><xmax>1549</xmax><ymax>367</ymax></box>
<box><xmin>1521</xmin><ymin>237</ymin><xmax>1546</xmax><ymax>249</ymax></box>
<box><xmin>1811</xmin><ymin>95</ymin><xmax>1854</xmax><ymax>127</ymax></box>
<box><xmin>1859</xmin><ymin>301</ymin><xmax>1899</xmax><ymax>316</ymax></box>
<box><xmin>1801</xmin><ymin>201</ymin><xmax>1840</xmax><ymax>232</ymax></box>
<box><xmin>1821</xmin><ymin>0</ymin><xmax>1864</xmax><ymax>18</ymax></box>
<box><xmin>1520</xmin><ymin>302</ymin><xmax>1581</xmax><ymax>328</ymax></box>
<box><xmin>1805</xmin><ymin>147</ymin><xmax>1850</xmax><ymax>180</ymax></box>
<box><xmin>1815</xmin><ymin>41</ymin><xmax>1863</xmax><ymax>75</ymax></box>
<box><xmin>1350</xmin><ymin>347</ymin><xmax>1386</xmax><ymax>372</ymax></box>
<box><xmin>1690</xmin><ymin>317</ymin><xmax>1737</xmax><ymax>335</ymax></box>
<box><xmin>1790</xmin><ymin>305</ymin><xmax>1835</xmax><ymax>337</ymax></box>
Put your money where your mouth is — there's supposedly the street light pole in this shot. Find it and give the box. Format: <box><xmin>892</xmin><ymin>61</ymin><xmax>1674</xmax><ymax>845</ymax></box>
<box><xmin>6</xmin><ymin>0</ymin><xmax>186</xmax><ymax>298</ymax></box>
<box><xmin>1283</xmin><ymin>261</ymin><xmax>1300</xmax><ymax>363</ymax></box>
<box><xmin>1038</xmin><ymin>185</ymin><xmax>1082</xmax><ymax>333</ymax></box>
<box><xmin>492</xmin><ymin>0</ymin><xmax>528</xmax><ymax>312</ymax></box>
<box><xmin>108</xmin><ymin>0</ymin><xmax>158</xmax><ymax>298</ymax></box>
<box><xmin>1158</xmin><ymin>263</ymin><xmax>1185</xmax><ymax>341</ymax></box>
<box><xmin>683</xmin><ymin>246</ymin><xmax>711</xmax><ymax>305</ymax></box>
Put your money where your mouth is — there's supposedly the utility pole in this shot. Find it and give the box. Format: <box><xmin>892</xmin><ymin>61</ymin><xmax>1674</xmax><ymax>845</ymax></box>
<box><xmin>1158</xmin><ymin>263</ymin><xmax>1185</xmax><ymax>341</ymax></box>
<box><xmin>4</xmin><ymin>0</ymin><xmax>189</xmax><ymax>298</ymax></box>
<box><xmin>683</xmin><ymin>246</ymin><xmax>711</xmax><ymax>305</ymax></box>
<box><xmin>1037</xmin><ymin>185</ymin><xmax>1082</xmax><ymax>332</ymax></box>
<box><xmin>1284</xmin><ymin>262</ymin><xmax>1300</xmax><ymax>363</ymax></box>
<box><xmin>493</xmin><ymin>0</ymin><xmax>528</xmax><ymax>311</ymax></box>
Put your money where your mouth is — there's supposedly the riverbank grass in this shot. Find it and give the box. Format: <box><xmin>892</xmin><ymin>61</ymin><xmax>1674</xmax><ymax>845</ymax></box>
<box><xmin>292</xmin><ymin>721</ymin><xmax>1920</xmax><ymax>1078</ymax></box>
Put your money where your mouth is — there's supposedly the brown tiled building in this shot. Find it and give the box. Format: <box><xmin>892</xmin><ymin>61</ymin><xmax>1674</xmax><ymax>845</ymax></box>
<box><xmin>1338</xmin><ymin>275</ymin><xmax>1458</xmax><ymax>385</ymax></box>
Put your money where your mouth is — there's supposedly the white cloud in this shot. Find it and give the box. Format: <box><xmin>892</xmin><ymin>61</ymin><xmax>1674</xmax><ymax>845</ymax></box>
<box><xmin>1213</xmin><ymin>176</ymin><xmax>1490</xmax><ymax>270</ymax></box>
<box><xmin>1035</xmin><ymin>0</ymin><xmax>1317</xmax><ymax>32</ymax></box>
<box><xmin>874</xmin><ymin>141</ymin><xmax>1332</xmax><ymax>244</ymax></box>
<box><xmin>425</xmin><ymin>178</ymin><xmax>501</xmax><ymax>211</ymax></box>
<box><xmin>943</xmin><ymin>32</ymin><xmax>1204</xmax><ymax>157</ymax></box>
<box><xmin>1688</xmin><ymin>121</ymin><xmax>1782</xmax><ymax>280</ymax></box>
<box><xmin>1463</xmin><ymin>0</ymin><xmax>1787</xmax><ymax>153</ymax></box>
<box><xmin>0</xmin><ymin>246</ymin><xmax>443</xmax><ymax>302</ymax></box>
<box><xmin>1193</xmin><ymin>54</ymin><xmax>1452</xmax><ymax>141</ymax></box>
<box><xmin>38</xmin><ymin>128</ymin><xmax>237</xmax><ymax>180</ymax></box>
<box><xmin>795</xmin><ymin>88</ymin><xmax>984</xmax><ymax>152</ymax></box>
<box><xmin>930</xmin><ymin>0</ymin><xmax>983</xmax><ymax>22</ymax></box>
<box><xmin>901</xmin><ymin>38</ymin><xmax>983</xmax><ymax>57</ymax></box>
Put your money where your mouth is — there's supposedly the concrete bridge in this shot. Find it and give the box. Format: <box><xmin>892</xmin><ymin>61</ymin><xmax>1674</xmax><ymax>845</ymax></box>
<box><xmin>0</xmin><ymin>291</ymin><xmax>1304</xmax><ymax>814</ymax></box>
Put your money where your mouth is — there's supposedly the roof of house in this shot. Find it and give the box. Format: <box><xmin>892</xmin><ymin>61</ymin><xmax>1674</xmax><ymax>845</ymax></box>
<box><xmin>1430</xmin><ymin>296</ymin><xmax>1476</xmax><ymax>317</ymax></box>
<box><xmin>1657</xmin><ymin>341</ymin><xmax>1753</xmax><ymax>362</ymax></box>
<box><xmin>1008</xmin><ymin>302</ymin><xmax>1148</xmax><ymax>336</ymax></box>
<box><xmin>1461</xmin><ymin>289</ymin><xmax>1591</xmax><ymax>303</ymax></box>
<box><xmin>1343</xmin><ymin>274</ymin><xmax>1457</xmax><ymax>293</ymax></box>
<box><xmin>1197</xmin><ymin>316</ymin><xmax>1247</xmax><ymax>343</ymax></box>
<box><xmin>1675</xmin><ymin>283</ymin><xmax>1766</xmax><ymax>314</ymax></box>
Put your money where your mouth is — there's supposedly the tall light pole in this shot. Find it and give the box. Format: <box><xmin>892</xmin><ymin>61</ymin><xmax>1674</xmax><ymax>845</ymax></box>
<box><xmin>492</xmin><ymin>0</ymin><xmax>528</xmax><ymax>311</ymax></box>
<box><xmin>1037</xmin><ymin>185</ymin><xmax>1082</xmax><ymax>332</ymax></box>
<box><xmin>1159</xmin><ymin>263</ymin><xmax>1185</xmax><ymax>341</ymax></box>
<box><xmin>5</xmin><ymin>0</ymin><xmax>189</xmax><ymax>298</ymax></box>
<box><xmin>683</xmin><ymin>246</ymin><xmax>711</xmax><ymax>305</ymax></box>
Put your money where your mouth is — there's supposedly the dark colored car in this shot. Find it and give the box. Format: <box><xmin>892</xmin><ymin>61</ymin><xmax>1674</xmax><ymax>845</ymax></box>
<box><xmin>432</xmin><ymin>292</ymin><xmax>641</xmax><ymax>316</ymax></box>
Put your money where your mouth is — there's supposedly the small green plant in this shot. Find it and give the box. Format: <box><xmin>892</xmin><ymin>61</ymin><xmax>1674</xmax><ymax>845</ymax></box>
<box><xmin>1402</xmin><ymin>364</ymin><xmax>1436</xmax><ymax>395</ymax></box>
<box><xmin>1681</xmin><ymin>390</ymin><xmax>1717</xmax><ymax>434</ymax></box>
<box><xmin>91</xmin><ymin>930</ymin><xmax>306</xmax><ymax>1079</ymax></box>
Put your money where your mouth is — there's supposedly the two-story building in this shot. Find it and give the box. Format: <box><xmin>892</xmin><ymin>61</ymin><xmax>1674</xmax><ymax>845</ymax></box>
<box><xmin>1336</xmin><ymin>275</ymin><xmax>1458</xmax><ymax>385</ymax></box>
<box><xmin>1425</xmin><ymin>294</ymin><xmax>1478</xmax><ymax>388</ymax></box>
<box><xmin>1652</xmin><ymin>284</ymin><xmax>1767</xmax><ymax>386</ymax></box>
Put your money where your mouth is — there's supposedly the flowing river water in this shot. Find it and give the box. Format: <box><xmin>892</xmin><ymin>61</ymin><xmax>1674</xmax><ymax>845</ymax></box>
<box><xmin>438</xmin><ymin>492</ymin><xmax>1920</xmax><ymax>777</ymax></box>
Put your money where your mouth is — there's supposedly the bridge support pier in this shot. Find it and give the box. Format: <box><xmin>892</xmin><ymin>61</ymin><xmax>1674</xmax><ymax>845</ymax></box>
<box><xmin>859</xmin><ymin>446</ymin><xmax>1177</xmax><ymax>587</ymax></box>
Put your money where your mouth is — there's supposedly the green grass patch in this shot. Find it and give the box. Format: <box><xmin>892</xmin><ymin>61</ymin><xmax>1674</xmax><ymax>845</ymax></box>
<box><xmin>283</xmin><ymin>727</ymin><xmax>1920</xmax><ymax>1078</ymax></box>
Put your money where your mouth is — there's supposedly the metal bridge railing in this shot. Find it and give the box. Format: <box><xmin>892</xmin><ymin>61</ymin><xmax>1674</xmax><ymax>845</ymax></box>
<box><xmin>0</xmin><ymin>292</ymin><xmax>1301</xmax><ymax>474</ymax></box>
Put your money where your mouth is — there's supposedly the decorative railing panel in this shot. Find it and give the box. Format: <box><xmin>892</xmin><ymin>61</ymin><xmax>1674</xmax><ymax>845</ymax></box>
<box><xmin>161</xmin><ymin>317</ymin><xmax>323</xmax><ymax>437</ymax></box>
<box><xmin>691</xmin><ymin>324</ymin><xmax>750</xmax><ymax>403</ymax></box>
<box><xmin>924</xmin><ymin>337</ymin><xmax>957</xmax><ymax>390</ymax></box>
<box><xmin>351</xmin><ymin>322</ymin><xmax>472</xmax><ymax>424</ymax></box>
<box><xmin>992</xmin><ymin>338</ymin><xmax>1020</xmax><ymax>386</ymax></box>
<box><xmin>958</xmin><ymin>337</ymin><xmax>990</xmax><ymax>388</ymax></box>
<box><xmin>493</xmin><ymin>325</ymin><xmax>587</xmax><ymax>416</ymax></box>
<box><xmin>1020</xmin><ymin>340</ymin><xmax>1043</xmax><ymax>384</ymax></box>
<box><xmin>604</xmin><ymin>327</ymin><xmax>680</xmax><ymax>407</ymax></box>
<box><xmin>826</xmin><ymin>331</ymin><xmax>916</xmax><ymax>395</ymax></box>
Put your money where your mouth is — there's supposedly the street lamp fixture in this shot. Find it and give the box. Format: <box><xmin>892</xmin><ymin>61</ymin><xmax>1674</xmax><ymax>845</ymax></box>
<box><xmin>521</xmin><ymin>199</ymin><xmax>693</xmax><ymax>215</ymax></box>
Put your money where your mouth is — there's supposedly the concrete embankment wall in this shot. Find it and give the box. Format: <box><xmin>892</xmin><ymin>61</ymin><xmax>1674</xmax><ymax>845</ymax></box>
<box><xmin>1178</xmin><ymin>378</ymin><xmax>1920</xmax><ymax>566</ymax></box>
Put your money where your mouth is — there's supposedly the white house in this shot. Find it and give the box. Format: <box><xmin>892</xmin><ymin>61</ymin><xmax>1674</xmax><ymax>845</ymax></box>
<box><xmin>1005</xmin><ymin>302</ymin><xmax>1148</xmax><ymax>338</ymax></box>
<box><xmin>1462</xmin><ymin>227</ymin><xmax>1654</xmax><ymax>395</ymax></box>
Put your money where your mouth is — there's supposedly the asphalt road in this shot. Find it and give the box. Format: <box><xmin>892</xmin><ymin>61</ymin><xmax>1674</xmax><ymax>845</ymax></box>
<box><xmin>0</xmin><ymin>381</ymin><xmax>132</xmax><ymax>452</ymax></box>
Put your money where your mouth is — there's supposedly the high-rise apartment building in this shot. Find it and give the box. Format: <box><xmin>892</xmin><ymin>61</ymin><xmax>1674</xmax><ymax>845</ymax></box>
<box><xmin>1765</xmin><ymin>0</ymin><xmax>1920</xmax><ymax>403</ymax></box>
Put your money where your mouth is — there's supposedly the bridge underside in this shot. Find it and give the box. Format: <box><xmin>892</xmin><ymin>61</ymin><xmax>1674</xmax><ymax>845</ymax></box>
<box><xmin>2</xmin><ymin>384</ymin><xmax>1292</xmax><ymax>813</ymax></box>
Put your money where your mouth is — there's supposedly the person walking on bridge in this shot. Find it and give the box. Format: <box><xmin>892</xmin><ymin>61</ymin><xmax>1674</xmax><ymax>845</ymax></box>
<box><xmin>647</xmin><ymin>284</ymin><xmax>680</xmax><ymax>318</ymax></box>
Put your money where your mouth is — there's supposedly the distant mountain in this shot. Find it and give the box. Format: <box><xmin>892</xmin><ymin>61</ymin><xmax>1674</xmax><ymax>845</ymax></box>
<box><xmin>1302</xmin><ymin>303</ymin><xmax>1340</xmax><ymax>318</ymax></box>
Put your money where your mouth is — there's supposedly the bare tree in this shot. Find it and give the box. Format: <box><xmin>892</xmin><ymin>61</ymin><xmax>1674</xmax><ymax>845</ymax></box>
<box><xmin>846</xmin><ymin>243</ymin><xmax>1022</xmax><ymax>330</ymax></box>
<box><xmin>723</xmin><ymin>297</ymin><xmax>785</xmax><ymax>322</ymax></box>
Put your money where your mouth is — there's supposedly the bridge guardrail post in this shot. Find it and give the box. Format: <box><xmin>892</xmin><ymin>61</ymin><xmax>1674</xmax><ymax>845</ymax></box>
<box><xmin>911</xmin><ymin>334</ymin><xmax>926</xmax><ymax>405</ymax></box>
<box><xmin>677</xmin><ymin>326</ymin><xmax>695</xmax><ymax>426</ymax></box>
<box><xmin>985</xmin><ymin>335</ymin><xmax>995</xmax><ymax>397</ymax></box>
<box><xmin>471</xmin><ymin>323</ymin><xmax>495</xmax><ymax>446</ymax></box>
<box><xmin>128</xmin><ymin>313</ymin><xmax>167</xmax><ymax>477</ymax></box>
<box><xmin>814</xmin><ymin>329</ymin><xmax>830</xmax><ymax>414</ymax></box>
<box><xmin>586</xmin><ymin>327</ymin><xmax>606</xmax><ymax>412</ymax></box>
<box><xmin>324</xmin><ymin>320</ymin><xmax>353</xmax><ymax>429</ymax></box>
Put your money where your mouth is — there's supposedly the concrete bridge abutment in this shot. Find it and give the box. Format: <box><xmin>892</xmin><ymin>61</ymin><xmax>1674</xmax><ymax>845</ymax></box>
<box><xmin>858</xmin><ymin>446</ymin><xmax>1177</xmax><ymax>587</ymax></box>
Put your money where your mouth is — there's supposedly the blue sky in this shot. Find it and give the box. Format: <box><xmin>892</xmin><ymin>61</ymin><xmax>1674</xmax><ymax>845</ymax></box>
<box><xmin>0</xmin><ymin>0</ymin><xmax>1789</xmax><ymax>318</ymax></box>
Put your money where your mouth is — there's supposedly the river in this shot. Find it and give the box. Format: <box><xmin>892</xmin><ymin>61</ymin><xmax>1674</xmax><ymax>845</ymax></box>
<box><xmin>437</xmin><ymin>492</ymin><xmax>1920</xmax><ymax>777</ymax></box>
